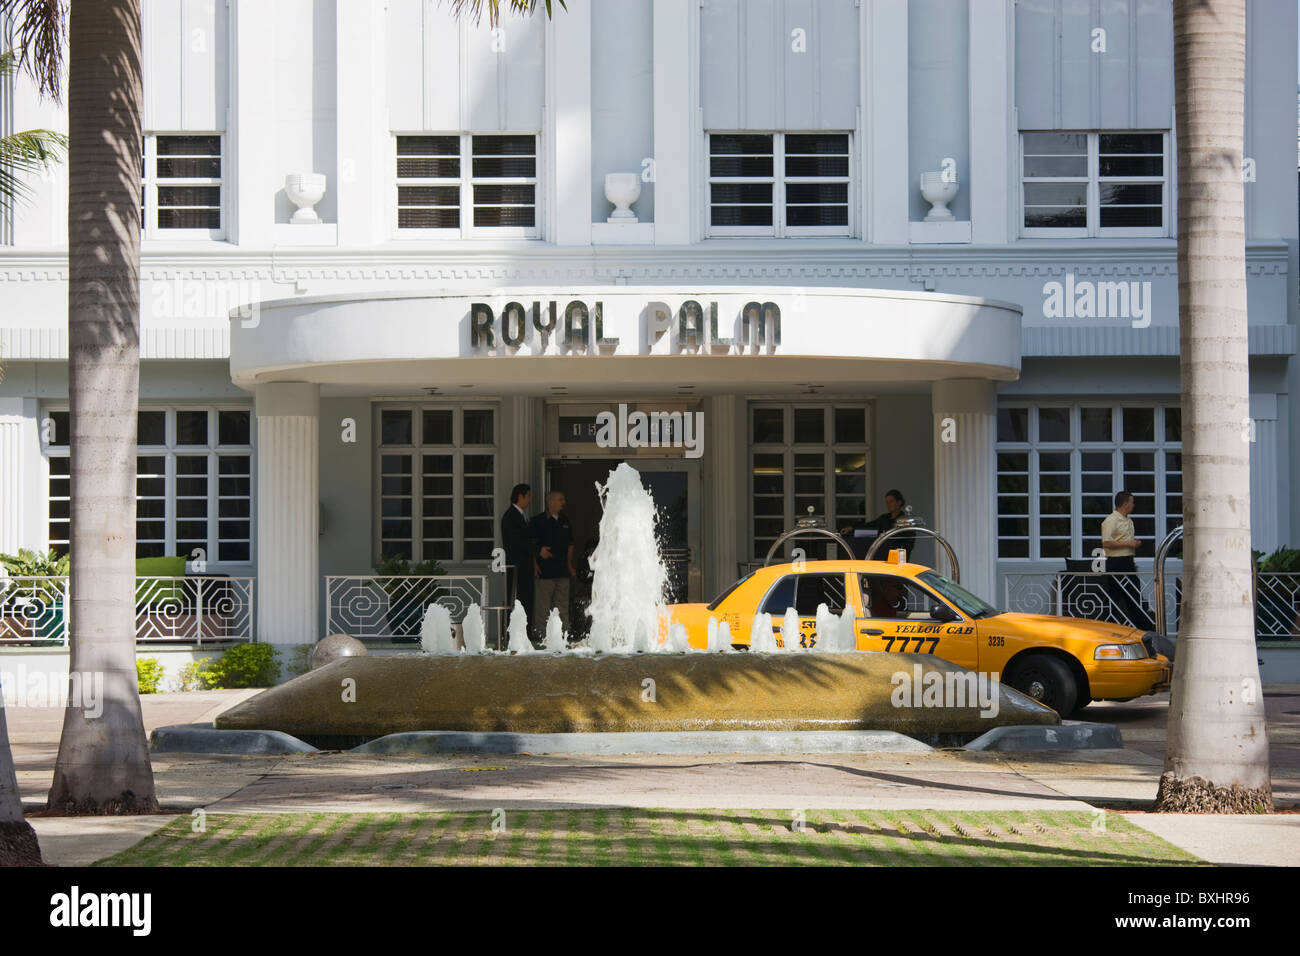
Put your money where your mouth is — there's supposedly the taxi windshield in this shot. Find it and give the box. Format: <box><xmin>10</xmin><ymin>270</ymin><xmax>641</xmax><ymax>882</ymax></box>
<box><xmin>708</xmin><ymin>571</ymin><xmax>755</xmax><ymax>611</ymax></box>
<box><xmin>917</xmin><ymin>571</ymin><xmax>1000</xmax><ymax>619</ymax></box>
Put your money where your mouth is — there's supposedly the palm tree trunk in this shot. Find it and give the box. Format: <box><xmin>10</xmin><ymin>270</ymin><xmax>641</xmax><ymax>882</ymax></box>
<box><xmin>46</xmin><ymin>0</ymin><xmax>157</xmax><ymax>814</ymax></box>
<box><xmin>1155</xmin><ymin>0</ymin><xmax>1271</xmax><ymax>812</ymax></box>
<box><xmin>0</xmin><ymin>685</ymin><xmax>43</xmax><ymax>864</ymax></box>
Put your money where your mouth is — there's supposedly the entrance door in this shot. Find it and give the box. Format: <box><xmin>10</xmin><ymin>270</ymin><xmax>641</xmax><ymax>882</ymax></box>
<box><xmin>636</xmin><ymin>459</ymin><xmax>702</xmax><ymax>603</ymax></box>
<box><xmin>543</xmin><ymin>457</ymin><xmax>701</xmax><ymax>607</ymax></box>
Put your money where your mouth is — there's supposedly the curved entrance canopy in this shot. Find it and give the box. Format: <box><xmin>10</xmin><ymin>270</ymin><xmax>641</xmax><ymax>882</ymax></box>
<box><xmin>229</xmin><ymin>286</ymin><xmax>1022</xmax><ymax>392</ymax></box>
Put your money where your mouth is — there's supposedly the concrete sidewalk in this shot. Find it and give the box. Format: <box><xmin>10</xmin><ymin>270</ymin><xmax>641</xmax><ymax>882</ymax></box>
<box><xmin>9</xmin><ymin>687</ymin><xmax>1300</xmax><ymax>867</ymax></box>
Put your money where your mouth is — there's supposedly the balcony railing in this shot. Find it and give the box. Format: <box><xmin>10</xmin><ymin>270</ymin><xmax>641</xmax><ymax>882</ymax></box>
<box><xmin>324</xmin><ymin>574</ymin><xmax>503</xmax><ymax>645</ymax></box>
<box><xmin>0</xmin><ymin>575</ymin><xmax>255</xmax><ymax>645</ymax></box>
<box><xmin>1003</xmin><ymin>570</ymin><xmax>1300</xmax><ymax>641</ymax></box>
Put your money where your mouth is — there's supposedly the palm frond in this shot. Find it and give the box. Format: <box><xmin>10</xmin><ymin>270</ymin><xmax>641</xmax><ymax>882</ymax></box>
<box><xmin>0</xmin><ymin>0</ymin><xmax>66</xmax><ymax>102</ymax></box>
<box><xmin>444</xmin><ymin>0</ymin><xmax>566</xmax><ymax>28</ymax></box>
<box><xmin>0</xmin><ymin>126</ymin><xmax>66</xmax><ymax>206</ymax></box>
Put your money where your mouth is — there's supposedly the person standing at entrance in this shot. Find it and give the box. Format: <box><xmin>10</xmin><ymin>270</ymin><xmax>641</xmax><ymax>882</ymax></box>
<box><xmin>500</xmin><ymin>484</ymin><xmax>537</xmax><ymax>633</ymax></box>
<box><xmin>842</xmin><ymin>489</ymin><xmax>914</xmax><ymax>560</ymax></box>
<box><xmin>1100</xmin><ymin>490</ymin><xmax>1152</xmax><ymax>629</ymax></box>
<box><xmin>531</xmin><ymin>490</ymin><xmax>575</xmax><ymax>639</ymax></box>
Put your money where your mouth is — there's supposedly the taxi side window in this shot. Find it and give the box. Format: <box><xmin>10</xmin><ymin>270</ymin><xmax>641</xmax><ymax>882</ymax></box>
<box><xmin>760</xmin><ymin>575</ymin><xmax>798</xmax><ymax>616</ymax></box>
<box><xmin>861</xmin><ymin>574</ymin><xmax>933</xmax><ymax>620</ymax></box>
<box><xmin>794</xmin><ymin>573</ymin><xmax>846</xmax><ymax>616</ymax></box>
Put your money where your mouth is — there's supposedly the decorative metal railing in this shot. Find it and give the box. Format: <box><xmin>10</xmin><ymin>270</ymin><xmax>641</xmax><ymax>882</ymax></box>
<box><xmin>134</xmin><ymin>576</ymin><xmax>255</xmax><ymax>643</ymax></box>
<box><xmin>324</xmin><ymin>574</ymin><xmax>501</xmax><ymax>645</ymax></box>
<box><xmin>1002</xmin><ymin>570</ymin><xmax>1300</xmax><ymax>641</ymax></box>
<box><xmin>1002</xmin><ymin>571</ymin><xmax>1169</xmax><ymax>632</ymax></box>
<box><xmin>0</xmin><ymin>575</ymin><xmax>255</xmax><ymax>644</ymax></box>
<box><xmin>1256</xmin><ymin>572</ymin><xmax>1300</xmax><ymax>641</ymax></box>
<box><xmin>0</xmin><ymin>576</ymin><xmax>67</xmax><ymax>642</ymax></box>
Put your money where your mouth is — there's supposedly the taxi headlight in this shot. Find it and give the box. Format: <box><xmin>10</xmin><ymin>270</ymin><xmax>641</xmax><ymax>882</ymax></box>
<box><xmin>1095</xmin><ymin>643</ymin><xmax>1147</xmax><ymax>661</ymax></box>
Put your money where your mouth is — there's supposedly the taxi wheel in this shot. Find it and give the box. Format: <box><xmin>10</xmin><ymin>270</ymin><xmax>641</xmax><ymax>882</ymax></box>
<box><xmin>1006</xmin><ymin>655</ymin><xmax>1078</xmax><ymax>717</ymax></box>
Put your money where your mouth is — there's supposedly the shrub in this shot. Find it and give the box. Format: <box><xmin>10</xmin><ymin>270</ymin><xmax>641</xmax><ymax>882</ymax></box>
<box><xmin>175</xmin><ymin>657</ymin><xmax>210</xmax><ymax>692</ymax></box>
<box><xmin>136</xmin><ymin>657</ymin><xmax>164</xmax><ymax>694</ymax></box>
<box><xmin>199</xmin><ymin>643</ymin><xmax>280</xmax><ymax>688</ymax></box>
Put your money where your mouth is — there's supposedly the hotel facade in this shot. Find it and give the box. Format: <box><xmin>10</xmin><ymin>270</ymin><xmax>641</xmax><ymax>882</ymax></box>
<box><xmin>0</xmin><ymin>0</ymin><xmax>1296</xmax><ymax>671</ymax></box>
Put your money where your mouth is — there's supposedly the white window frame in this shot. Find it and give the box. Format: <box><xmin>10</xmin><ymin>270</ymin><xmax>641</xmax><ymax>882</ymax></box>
<box><xmin>707</xmin><ymin>131</ymin><xmax>853</xmax><ymax>239</ymax></box>
<box><xmin>42</xmin><ymin>405</ymin><xmax>255</xmax><ymax>566</ymax></box>
<box><xmin>142</xmin><ymin>133</ymin><xmax>225</xmax><ymax>241</ymax></box>
<box><xmin>390</xmin><ymin>132</ymin><xmax>539</xmax><ymax>240</ymax></box>
<box><xmin>373</xmin><ymin>403</ymin><xmax>500</xmax><ymax>565</ymax></box>
<box><xmin>1020</xmin><ymin>131</ymin><xmax>1168</xmax><ymax>239</ymax></box>
<box><xmin>995</xmin><ymin>402</ymin><xmax>1182</xmax><ymax>562</ymax></box>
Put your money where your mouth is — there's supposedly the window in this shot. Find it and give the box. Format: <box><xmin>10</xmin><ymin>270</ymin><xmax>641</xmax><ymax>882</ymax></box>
<box><xmin>45</xmin><ymin>406</ymin><xmax>253</xmax><ymax>562</ymax></box>
<box><xmin>996</xmin><ymin>404</ymin><xmax>1182</xmax><ymax>560</ymax></box>
<box><xmin>761</xmin><ymin>573</ymin><xmax>847</xmax><ymax>617</ymax></box>
<box><xmin>1021</xmin><ymin>131</ymin><xmax>1166</xmax><ymax>237</ymax></box>
<box><xmin>377</xmin><ymin>405</ymin><xmax>497</xmax><ymax>563</ymax></box>
<box><xmin>142</xmin><ymin>134</ymin><xmax>223</xmax><ymax>238</ymax></box>
<box><xmin>395</xmin><ymin>133</ymin><xmax>538</xmax><ymax>238</ymax></box>
<box><xmin>750</xmin><ymin>403</ymin><xmax>870</xmax><ymax>559</ymax></box>
<box><xmin>708</xmin><ymin>133</ymin><xmax>851</xmax><ymax>237</ymax></box>
<box><xmin>860</xmin><ymin>574</ymin><xmax>936</xmax><ymax>620</ymax></box>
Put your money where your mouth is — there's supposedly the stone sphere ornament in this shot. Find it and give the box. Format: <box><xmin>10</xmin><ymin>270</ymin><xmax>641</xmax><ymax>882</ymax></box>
<box><xmin>310</xmin><ymin>632</ymin><xmax>368</xmax><ymax>669</ymax></box>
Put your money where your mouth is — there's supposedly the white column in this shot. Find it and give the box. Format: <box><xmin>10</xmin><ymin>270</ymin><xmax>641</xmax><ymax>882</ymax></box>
<box><xmin>230</xmin><ymin>0</ymin><xmax>277</xmax><ymax>245</ymax></box>
<box><xmin>255</xmin><ymin>383</ymin><xmax>319</xmax><ymax>645</ymax></box>
<box><xmin>335</xmin><ymin>0</ymin><xmax>386</xmax><ymax>246</ymax></box>
<box><xmin>968</xmin><ymin>0</ymin><xmax>1013</xmax><ymax>244</ymax></box>
<box><xmin>932</xmin><ymin>379</ymin><xmax>998</xmax><ymax>603</ymax></box>
<box><xmin>1248</xmin><ymin>394</ymin><xmax>1279</xmax><ymax>554</ymax></box>
<box><xmin>866</xmin><ymin>0</ymin><xmax>909</xmax><ymax>244</ymax></box>
<box><xmin>707</xmin><ymin>395</ymin><xmax>740</xmax><ymax>598</ymax></box>
<box><xmin>652</xmin><ymin>0</ymin><xmax>696</xmax><ymax>245</ymax></box>
<box><xmin>548</xmin><ymin>0</ymin><xmax>591</xmax><ymax>245</ymax></box>
<box><xmin>0</xmin><ymin>399</ymin><xmax>45</xmax><ymax>554</ymax></box>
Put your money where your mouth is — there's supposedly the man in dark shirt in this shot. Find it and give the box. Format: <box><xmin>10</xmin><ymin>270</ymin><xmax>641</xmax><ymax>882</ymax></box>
<box><xmin>842</xmin><ymin>489</ymin><xmax>916</xmax><ymax>560</ymax></box>
<box><xmin>530</xmin><ymin>490</ymin><xmax>575</xmax><ymax>638</ymax></box>
<box><xmin>500</xmin><ymin>483</ymin><xmax>536</xmax><ymax>633</ymax></box>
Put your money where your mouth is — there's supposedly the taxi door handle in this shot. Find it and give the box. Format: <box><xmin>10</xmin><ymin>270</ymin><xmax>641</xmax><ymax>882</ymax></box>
<box><xmin>859</xmin><ymin>628</ymin><xmax>884</xmax><ymax>636</ymax></box>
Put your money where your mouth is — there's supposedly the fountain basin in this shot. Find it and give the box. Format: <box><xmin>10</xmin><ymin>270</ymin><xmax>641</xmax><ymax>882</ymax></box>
<box><xmin>214</xmin><ymin>653</ymin><xmax>1059</xmax><ymax>746</ymax></box>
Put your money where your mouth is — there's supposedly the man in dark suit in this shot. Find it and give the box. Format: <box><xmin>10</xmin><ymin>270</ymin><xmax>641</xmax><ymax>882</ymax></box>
<box><xmin>500</xmin><ymin>483</ymin><xmax>536</xmax><ymax>634</ymax></box>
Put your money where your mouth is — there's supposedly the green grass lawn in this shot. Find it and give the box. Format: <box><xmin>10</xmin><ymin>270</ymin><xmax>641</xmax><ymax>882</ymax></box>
<box><xmin>93</xmin><ymin>809</ymin><xmax>1203</xmax><ymax>866</ymax></box>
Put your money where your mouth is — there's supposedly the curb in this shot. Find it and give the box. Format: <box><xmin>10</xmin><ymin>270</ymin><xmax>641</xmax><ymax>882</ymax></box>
<box><xmin>349</xmin><ymin>729</ymin><xmax>936</xmax><ymax>755</ymax></box>
<box><xmin>149</xmin><ymin>723</ymin><xmax>318</xmax><ymax>755</ymax></box>
<box><xmin>964</xmin><ymin>721</ymin><xmax>1123</xmax><ymax>752</ymax></box>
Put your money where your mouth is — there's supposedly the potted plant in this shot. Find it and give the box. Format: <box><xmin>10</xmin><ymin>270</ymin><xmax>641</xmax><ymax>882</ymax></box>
<box><xmin>1255</xmin><ymin>547</ymin><xmax>1300</xmax><ymax>641</ymax></box>
<box><xmin>374</xmin><ymin>554</ymin><xmax>445</xmax><ymax>642</ymax></box>
<box><xmin>0</xmin><ymin>549</ymin><xmax>70</xmax><ymax>641</ymax></box>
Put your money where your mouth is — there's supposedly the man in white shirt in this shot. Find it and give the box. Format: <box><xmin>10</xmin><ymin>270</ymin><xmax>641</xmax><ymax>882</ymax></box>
<box><xmin>1101</xmin><ymin>491</ymin><xmax>1140</xmax><ymax>565</ymax></box>
<box><xmin>1099</xmin><ymin>490</ymin><xmax>1151</xmax><ymax>628</ymax></box>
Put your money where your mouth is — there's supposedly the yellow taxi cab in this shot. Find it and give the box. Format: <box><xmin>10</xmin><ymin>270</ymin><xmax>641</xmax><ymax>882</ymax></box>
<box><xmin>664</xmin><ymin>554</ymin><xmax>1172</xmax><ymax>717</ymax></box>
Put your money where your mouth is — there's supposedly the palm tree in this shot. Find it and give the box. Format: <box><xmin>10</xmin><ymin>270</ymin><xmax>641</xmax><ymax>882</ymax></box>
<box><xmin>0</xmin><ymin>51</ymin><xmax>66</xmax><ymax>226</ymax></box>
<box><xmin>0</xmin><ymin>35</ymin><xmax>65</xmax><ymax>870</ymax></box>
<box><xmin>2</xmin><ymin>0</ymin><xmax>564</xmax><ymax>819</ymax></box>
<box><xmin>0</xmin><ymin>31</ymin><xmax>65</xmax><ymax>868</ymax></box>
<box><xmin>1155</xmin><ymin>0</ymin><xmax>1272</xmax><ymax>811</ymax></box>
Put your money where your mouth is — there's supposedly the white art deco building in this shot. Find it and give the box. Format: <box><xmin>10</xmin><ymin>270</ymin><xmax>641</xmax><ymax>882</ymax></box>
<box><xmin>0</xmin><ymin>0</ymin><xmax>1295</xmax><ymax>673</ymax></box>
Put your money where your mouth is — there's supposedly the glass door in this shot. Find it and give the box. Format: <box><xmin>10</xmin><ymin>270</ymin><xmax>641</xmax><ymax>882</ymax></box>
<box><xmin>636</xmin><ymin>459</ymin><xmax>702</xmax><ymax>603</ymax></box>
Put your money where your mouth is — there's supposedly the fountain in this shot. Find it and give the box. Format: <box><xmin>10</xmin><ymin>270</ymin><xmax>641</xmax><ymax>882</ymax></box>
<box><xmin>462</xmin><ymin>603</ymin><xmax>487</xmax><ymax>654</ymax></box>
<box><xmin>585</xmin><ymin>462</ymin><xmax>669</xmax><ymax>652</ymax></box>
<box><xmin>506</xmin><ymin>602</ymin><xmax>532</xmax><ymax>654</ymax></box>
<box><xmin>543</xmin><ymin>609</ymin><xmax>567</xmax><ymax>651</ymax></box>
<box><xmin>419</xmin><ymin>603</ymin><xmax>454</xmax><ymax>654</ymax></box>
<box><xmin>218</xmin><ymin>461</ymin><xmax>1059</xmax><ymax>743</ymax></box>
